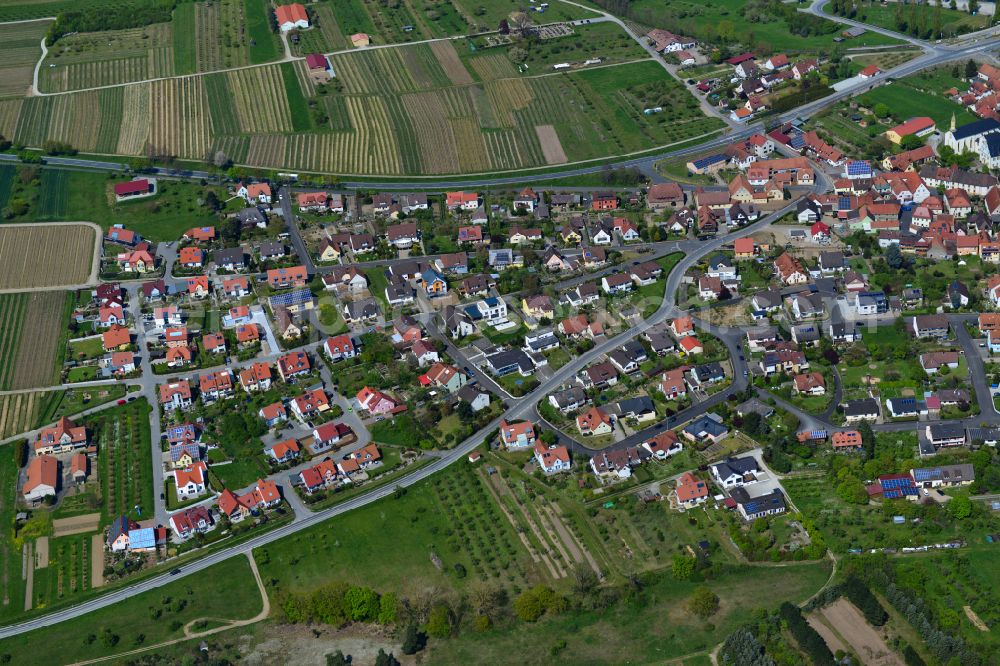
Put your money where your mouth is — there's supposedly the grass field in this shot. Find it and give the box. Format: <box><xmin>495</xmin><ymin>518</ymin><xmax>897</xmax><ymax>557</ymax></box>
<box><xmin>92</xmin><ymin>400</ymin><xmax>154</xmax><ymax>523</ymax></box>
<box><xmin>846</xmin><ymin>4</ymin><xmax>988</xmax><ymax>38</ymax></box>
<box><xmin>0</xmin><ymin>291</ymin><xmax>70</xmax><ymax>391</ymax></box>
<box><xmin>4</xmin><ymin>168</ymin><xmax>226</xmax><ymax>240</ymax></box>
<box><xmin>0</xmin><ymin>557</ymin><xmax>262</xmax><ymax>664</ymax></box>
<box><xmin>626</xmin><ymin>0</ymin><xmax>900</xmax><ymax>52</ymax></box>
<box><xmin>0</xmin><ymin>224</ymin><xmax>95</xmax><ymax>290</ymax></box>
<box><xmin>859</xmin><ymin>70</ymin><xmax>978</xmax><ymax>128</ymax></box>
<box><xmin>0</xmin><ymin>20</ymin><xmax>50</xmax><ymax>98</ymax></box>
<box><xmin>7</xmin><ymin>52</ymin><xmax>722</xmax><ymax>175</ymax></box>
<box><xmin>245</xmin><ymin>0</ymin><xmax>281</xmax><ymax>64</ymax></box>
<box><xmin>0</xmin><ymin>447</ymin><xmax>24</xmax><ymax>622</ymax></box>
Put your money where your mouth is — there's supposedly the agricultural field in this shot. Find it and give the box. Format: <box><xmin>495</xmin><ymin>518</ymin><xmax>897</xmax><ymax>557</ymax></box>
<box><xmin>0</xmin><ymin>223</ymin><xmax>97</xmax><ymax>290</ymax></box>
<box><xmin>0</xmin><ymin>291</ymin><xmax>71</xmax><ymax>391</ymax></box>
<box><xmin>8</xmin><ymin>39</ymin><xmax>720</xmax><ymax>175</ymax></box>
<box><xmin>92</xmin><ymin>400</ymin><xmax>154</xmax><ymax>522</ymax></box>
<box><xmin>38</xmin><ymin>22</ymin><xmax>175</xmax><ymax>94</ymax></box>
<box><xmin>0</xmin><ymin>20</ymin><xmax>49</xmax><ymax>99</ymax></box>
<box><xmin>0</xmin><ymin>391</ymin><xmax>55</xmax><ymax>441</ymax></box>
<box><xmin>173</xmin><ymin>0</ymin><xmax>257</xmax><ymax>75</ymax></box>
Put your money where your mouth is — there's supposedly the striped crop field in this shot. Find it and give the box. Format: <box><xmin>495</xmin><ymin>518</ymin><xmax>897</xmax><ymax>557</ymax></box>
<box><xmin>227</xmin><ymin>65</ymin><xmax>293</xmax><ymax>133</ymax></box>
<box><xmin>0</xmin><ymin>291</ymin><xmax>68</xmax><ymax>391</ymax></box>
<box><xmin>0</xmin><ymin>391</ymin><xmax>52</xmax><ymax>441</ymax></box>
<box><xmin>0</xmin><ymin>224</ymin><xmax>96</xmax><ymax>289</ymax></box>
<box><xmin>116</xmin><ymin>83</ymin><xmax>152</xmax><ymax>155</ymax></box>
<box><xmin>149</xmin><ymin>76</ymin><xmax>212</xmax><ymax>159</ymax></box>
<box><xmin>0</xmin><ymin>20</ymin><xmax>50</xmax><ymax>98</ymax></box>
<box><xmin>291</xmin><ymin>3</ymin><xmax>349</xmax><ymax>55</ymax></box>
<box><xmin>7</xmin><ymin>51</ymin><xmax>721</xmax><ymax>174</ymax></box>
<box><xmin>468</xmin><ymin>53</ymin><xmax>518</xmax><ymax>82</ymax></box>
<box><xmin>429</xmin><ymin>40</ymin><xmax>475</xmax><ymax>86</ymax></box>
<box><xmin>39</xmin><ymin>23</ymin><xmax>175</xmax><ymax>93</ymax></box>
<box><xmin>0</xmin><ymin>100</ymin><xmax>22</xmax><ymax>140</ymax></box>
<box><xmin>47</xmin><ymin>91</ymin><xmax>102</xmax><ymax>153</ymax></box>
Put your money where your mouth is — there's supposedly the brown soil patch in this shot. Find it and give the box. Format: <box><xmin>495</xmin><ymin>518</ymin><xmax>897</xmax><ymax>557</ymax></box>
<box><xmin>817</xmin><ymin>598</ymin><xmax>903</xmax><ymax>666</ymax></box>
<box><xmin>241</xmin><ymin>624</ymin><xmax>407</xmax><ymax>666</ymax></box>
<box><xmin>90</xmin><ymin>534</ymin><xmax>104</xmax><ymax>588</ymax></box>
<box><xmin>808</xmin><ymin>613</ymin><xmax>848</xmax><ymax>654</ymax></box>
<box><xmin>536</xmin><ymin>125</ymin><xmax>568</xmax><ymax>164</ymax></box>
<box><xmin>964</xmin><ymin>605</ymin><xmax>989</xmax><ymax>632</ymax></box>
<box><xmin>22</xmin><ymin>543</ymin><xmax>32</xmax><ymax>611</ymax></box>
<box><xmin>429</xmin><ymin>40</ymin><xmax>474</xmax><ymax>86</ymax></box>
<box><xmin>53</xmin><ymin>512</ymin><xmax>101</xmax><ymax>537</ymax></box>
<box><xmin>34</xmin><ymin>536</ymin><xmax>48</xmax><ymax>569</ymax></box>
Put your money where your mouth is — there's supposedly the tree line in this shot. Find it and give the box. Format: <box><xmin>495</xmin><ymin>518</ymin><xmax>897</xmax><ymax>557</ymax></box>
<box><xmin>45</xmin><ymin>0</ymin><xmax>183</xmax><ymax>45</ymax></box>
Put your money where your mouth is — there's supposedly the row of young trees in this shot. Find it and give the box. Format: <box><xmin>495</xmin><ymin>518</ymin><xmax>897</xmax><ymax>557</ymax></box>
<box><xmin>778</xmin><ymin>602</ymin><xmax>835</xmax><ymax>666</ymax></box>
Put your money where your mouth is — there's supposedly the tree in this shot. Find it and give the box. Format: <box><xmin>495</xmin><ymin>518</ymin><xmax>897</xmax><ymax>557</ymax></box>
<box><xmin>99</xmin><ymin>628</ymin><xmax>119</xmax><ymax>648</ymax></box>
<box><xmin>400</xmin><ymin>623</ymin><xmax>426</xmax><ymax>655</ymax></box>
<box><xmin>672</xmin><ymin>555</ymin><xmax>697</xmax><ymax>580</ymax></box>
<box><xmin>947</xmin><ymin>495</ymin><xmax>973</xmax><ymax>519</ymax></box>
<box><xmin>455</xmin><ymin>400</ymin><xmax>474</xmax><ymax>420</ymax></box>
<box><xmin>965</xmin><ymin>59</ymin><xmax>978</xmax><ymax>79</ymax></box>
<box><xmin>687</xmin><ymin>586</ymin><xmax>719</xmax><ymax>619</ymax></box>
<box><xmin>859</xmin><ymin>421</ymin><xmax>875</xmax><ymax>459</ymax></box>
<box><xmin>873</xmin><ymin>102</ymin><xmax>891</xmax><ymax>119</ymax></box>
<box><xmin>514</xmin><ymin>590</ymin><xmax>545</xmax><ymax>622</ymax></box>
<box><xmin>425</xmin><ymin>603</ymin><xmax>452</xmax><ymax>638</ymax></box>
<box><xmin>377</xmin><ymin>592</ymin><xmax>397</xmax><ymax>624</ymax></box>
<box><xmin>374</xmin><ymin>649</ymin><xmax>400</xmax><ymax>666</ymax></box>
<box><xmin>885</xmin><ymin>243</ymin><xmax>905</xmax><ymax>269</ymax></box>
<box><xmin>899</xmin><ymin>134</ymin><xmax>925</xmax><ymax>151</ymax></box>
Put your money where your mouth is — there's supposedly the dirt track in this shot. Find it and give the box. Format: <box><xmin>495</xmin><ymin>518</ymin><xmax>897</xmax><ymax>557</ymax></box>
<box><xmin>34</xmin><ymin>536</ymin><xmax>48</xmax><ymax>569</ymax></box>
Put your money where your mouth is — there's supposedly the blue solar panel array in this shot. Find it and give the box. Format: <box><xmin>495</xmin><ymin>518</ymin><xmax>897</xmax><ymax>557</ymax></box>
<box><xmin>847</xmin><ymin>160</ymin><xmax>872</xmax><ymax>176</ymax></box>
<box><xmin>269</xmin><ymin>289</ymin><xmax>313</xmax><ymax>308</ymax></box>
<box><xmin>880</xmin><ymin>476</ymin><xmax>917</xmax><ymax>499</ymax></box>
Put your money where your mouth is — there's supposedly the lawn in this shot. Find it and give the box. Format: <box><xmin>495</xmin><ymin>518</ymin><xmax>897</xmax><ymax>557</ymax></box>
<box><xmin>67</xmin><ymin>336</ymin><xmax>105</xmax><ymax>362</ymax></box>
<box><xmin>859</xmin><ymin>76</ymin><xmax>978</xmax><ymax>128</ymax></box>
<box><xmin>0</xmin><ymin>557</ymin><xmax>262</xmax><ymax>664</ymax></box>
<box><xmin>369</xmin><ymin>414</ymin><xmax>424</xmax><ymax>446</ymax></box>
<box><xmin>208</xmin><ymin>458</ymin><xmax>269</xmax><ymax>491</ymax></box>
<box><xmin>66</xmin><ymin>366</ymin><xmax>98</xmax><ymax>382</ymax></box>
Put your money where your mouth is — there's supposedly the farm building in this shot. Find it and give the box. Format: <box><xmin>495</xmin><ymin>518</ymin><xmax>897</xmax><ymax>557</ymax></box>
<box><xmin>275</xmin><ymin>3</ymin><xmax>309</xmax><ymax>31</ymax></box>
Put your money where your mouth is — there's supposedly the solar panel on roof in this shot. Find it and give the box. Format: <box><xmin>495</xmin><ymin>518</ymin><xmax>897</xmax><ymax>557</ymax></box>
<box><xmin>269</xmin><ymin>289</ymin><xmax>313</xmax><ymax>307</ymax></box>
<box><xmin>913</xmin><ymin>469</ymin><xmax>934</xmax><ymax>481</ymax></box>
